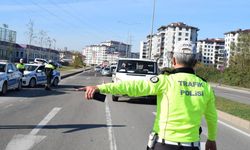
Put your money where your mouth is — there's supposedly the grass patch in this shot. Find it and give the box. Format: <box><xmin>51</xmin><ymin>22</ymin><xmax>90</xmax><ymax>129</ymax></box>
<box><xmin>216</xmin><ymin>96</ymin><xmax>250</xmax><ymax>121</ymax></box>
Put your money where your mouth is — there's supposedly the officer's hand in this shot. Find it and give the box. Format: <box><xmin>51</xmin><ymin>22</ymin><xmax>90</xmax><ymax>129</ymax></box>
<box><xmin>205</xmin><ymin>140</ymin><xmax>217</xmax><ymax>150</ymax></box>
<box><xmin>84</xmin><ymin>86</ymin><xmax>99</xmax><ymax>100</ymax></box>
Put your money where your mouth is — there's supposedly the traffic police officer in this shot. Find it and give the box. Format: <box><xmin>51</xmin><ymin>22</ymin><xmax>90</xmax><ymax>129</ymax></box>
<box><xmin>16</xmin><ymin>58</ymin><xmax>25</xmax><ymax>74</ymax></box>
<box><xmin>44</xmin><ymin>60</ymin><xmax>56</xmax><ymax>90</ymax></box>
<box><xmin>84</xmin><ymin>41</ymin><xmax>218</xmax><ymax>150</ymax></box>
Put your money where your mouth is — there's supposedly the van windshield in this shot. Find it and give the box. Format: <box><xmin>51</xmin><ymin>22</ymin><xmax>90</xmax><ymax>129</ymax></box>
<box><xmin>117</xmin><ymin>60</ymin><xmax>157</xmax><ymax>75</ymax></box>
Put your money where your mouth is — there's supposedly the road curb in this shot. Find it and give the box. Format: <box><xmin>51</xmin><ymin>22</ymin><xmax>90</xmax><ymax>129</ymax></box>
<box><xmin>218</xmin><ymin>110</ymin><xmax>250</xmax><ymax>132</ymax></box>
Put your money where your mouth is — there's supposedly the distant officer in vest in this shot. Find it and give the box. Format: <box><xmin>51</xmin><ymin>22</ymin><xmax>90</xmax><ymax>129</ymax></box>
<box><xmin>44</xmin><ymin>60</ymin><xmax>56</xmax><ymax>90</ymax></box>
<box><xmin>16</xmin><ymin>58</ymin><xmax>25</xmax><ymax>74</ymax></box>
<box><xmin>83</xmin><ymin>41</ymin><xmax>218</xmax><ymax>150</ymax></box>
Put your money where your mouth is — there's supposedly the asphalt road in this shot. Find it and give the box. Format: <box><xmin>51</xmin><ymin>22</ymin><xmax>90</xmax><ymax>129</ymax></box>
<box><xmin>212</xmin><ymin>86</ymin><xmax>250</xmax><ymax>105</ymax></box>
<box><xmin>0</xmin><ymin>70</ymin><xmax>249</xmax><ymax>150</ymax></box>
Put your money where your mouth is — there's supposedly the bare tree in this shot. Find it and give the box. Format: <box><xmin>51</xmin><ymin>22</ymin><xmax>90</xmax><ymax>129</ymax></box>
<box><xmin>26</xmin><ymin>20</ymin><xmax>36</xmax><ymax>62</ymax></box>
<box><xmin>38</xmin><ymin>30</ymin><xmax>47</xmax><ymax>58</ymax></box>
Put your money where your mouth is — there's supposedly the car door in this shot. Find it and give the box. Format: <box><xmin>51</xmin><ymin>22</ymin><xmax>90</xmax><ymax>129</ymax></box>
<box><xmin>11</xmin><ymin>63</ymin><xmax>21</xmax><ymax>88</ymax></box>
<box><xmin>6</xmin><ymin>64</ymin><xmax>17</xmax><ymax>89</ymax></box>
<box><xmin>36</xmin><ymin>65</ymin><xmax>46</xmax><ymax>84</ymax></box>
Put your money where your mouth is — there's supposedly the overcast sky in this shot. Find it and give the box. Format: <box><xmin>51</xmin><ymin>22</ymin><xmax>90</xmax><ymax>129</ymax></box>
<box><xmin>0</xmin><ymin>0</ymin><xmax>249</xmax><ymax>52</ymax></box>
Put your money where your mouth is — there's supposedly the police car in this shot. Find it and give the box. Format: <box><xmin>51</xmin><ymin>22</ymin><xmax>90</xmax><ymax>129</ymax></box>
<box><xmin>22</xmin><ymin>63</ymin><xmax>61</xmax><ymax>87</ymax></box>
<box><xmin>0</xmin><ymin>61</ymin><xmax>22</xmax><ymax>95</ymax></box>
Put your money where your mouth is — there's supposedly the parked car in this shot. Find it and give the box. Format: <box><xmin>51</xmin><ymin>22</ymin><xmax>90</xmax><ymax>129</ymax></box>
<box><xmin>111</xmin><ymin>58</ymin><xmax>158</xmax><ymax>101</ymax></box>
<box><xmin>101</xmin><ymin>67</ymin><xmax>111</xmax><ymax>76</ymax></box>
<box><xmin>22</xmin><ymin>63</ymin><xmax>61</xmax><ymax>87</ymax></box>
<box><xmin>94</xmin><ymin>66</ymin><xmax>102</xmax><ymax>72</ymax></box>
<box><xmin>0</xmin><ymin>61</ymin><xmax>22</xmax><ymax>95</ymax></box>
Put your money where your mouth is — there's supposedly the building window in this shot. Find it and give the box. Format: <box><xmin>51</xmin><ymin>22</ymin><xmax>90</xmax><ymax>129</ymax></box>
<box><xmin>20</xmin><ymin>52</ymin><xmax>23</xmax><ymax>58</ymax></box>
<box><xmin>179</xmin><ymin>27</ymin><xmax>182</xmax><ymax>30</ymax></box>
<box><xmin>185</xmin><ymin>33</ymin><xmax>189</xmax><ymax>36</ymax></box>
<box><xmin>178</xmin><ymin>32</ymin><xmax>182</xmax><ymax>36</ymax></box>
<box><xmin>178</xmin><ymin>38</ymin><xmax>181</xmax><ymax>41</ymax></box>
<box><xmin>185</xmin><ymin>38</ymin><xmax>188</xmax><ymax>41</ymax></box>
<box><xmin>16</xmin><ymin>51</ymin><xmax>19</xmax><ymax>57</ymax></box>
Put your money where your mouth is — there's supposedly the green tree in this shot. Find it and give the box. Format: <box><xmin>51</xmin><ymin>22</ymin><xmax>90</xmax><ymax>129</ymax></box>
<box><xmin>72</xmin><ymin>52</ymin><xmax>84</xmax><ymax>68</ymax></box>
<box><xmin>230</xmin><ymin>32</ymin><xmax>250</xmax><ymax>70</ymax></box>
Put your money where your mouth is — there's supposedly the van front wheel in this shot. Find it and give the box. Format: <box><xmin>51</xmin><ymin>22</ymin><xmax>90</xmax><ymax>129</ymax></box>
<box><xmin>112</xmin><ymin>95</ymin><xmax>119</xmax><ymax>101</ymax></box>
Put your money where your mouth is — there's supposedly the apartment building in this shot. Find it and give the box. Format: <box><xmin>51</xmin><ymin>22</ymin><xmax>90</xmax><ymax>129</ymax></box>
<box><xmin>83</xmin><ymin>41</ymin><xmax>130</xmax><ymax>65</ymax></box>
<box><xmin>141</xmin><ymin>22</ymin><xmax>199</xmax><ymax>68</ymax></box>
<box><xmin>224</xmin><ymin>29</ymin><xmax>250</xmax><ymax>66</ymax></box>
<box><xmin>139</xmin><ymin>41</ymin><xmax>148</xmax><ymax>59</ymax></box>
<box><xmin>101</xmin><ymin>40</ymin><xmax>131</xmax><ymax>57</ymax></box>
<box><xmin>197</xmin><ymin>38</ymin><xmax>226</xmax><ymax>70</ymax></box>
<box><xmin>0</xmin><ymin>26</ymin><xmax>16</xmax><ymax>43</ymax></box>
<box><xmin>82</xmin><ymin>44</ymin><xmax>119</xmax><ymax>65</ymax></box>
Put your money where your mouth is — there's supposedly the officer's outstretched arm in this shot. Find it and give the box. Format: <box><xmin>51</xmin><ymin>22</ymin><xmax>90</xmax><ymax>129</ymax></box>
<box><xmin>97</xmin><ymin>76</ymin><xmax>165</xmax><ymax>97</ymax></box>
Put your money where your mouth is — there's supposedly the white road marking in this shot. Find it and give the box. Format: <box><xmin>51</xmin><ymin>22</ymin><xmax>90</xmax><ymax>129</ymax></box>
<box><xmin>218</xmin><ymin>120</ymin><xmax>250</xmax><ymax>137</ymax></box>
<box><xmin>105</xmin><ymin>98</ymin><xmax>117</xmax><ymax>150</ymax></box>
<box><xmin>5</xmin><ymin>107</ymin><xmax>62</xmax><ymax>150</ymax></box>
<box><xmin>86</xmin><ymin>77</ymin><xmax>90</xmax><ymax>80</ymax></box>
<box><xmin>4</xmin><ymin>104</ymin><xmax>13</xmax><ymax>109</ymax></box>
<box><xmin>30</xmin><ymin>107</ymin><xmax>61</xmax><ymax>135</ymax></box>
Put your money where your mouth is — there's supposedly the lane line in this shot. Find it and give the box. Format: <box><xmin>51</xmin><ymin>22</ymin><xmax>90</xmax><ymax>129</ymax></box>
<box><xmin>105</xmin><ymin>98</ymin><xmax>117</xmax><ymax>150</ymax></box>
<box><xmin>29</xmin><ymin>107</ymin><xmax>61</xmax><ymax>135</ymax></box>
<box><xmin>4</xmin><ymin>104</ymin><xmax>13</xmax><ymax>109</ymax></box>
<box><xmin>5</xmin><ymin>107</ymin><xmax>61</xmax><ymax>150</ymax></box>
<box><xmin>218</xmin><ymin>120</ymin><xmax>250</xmax><ymax>137</ymax></box>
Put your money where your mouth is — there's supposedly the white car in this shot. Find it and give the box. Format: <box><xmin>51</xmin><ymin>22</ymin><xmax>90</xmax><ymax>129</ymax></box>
<box><xmin>22</xmin><ymin>64</ymin><xmax>61</xmax><ymax>87</ymax></box>
<box><xmin>101</xmin><ymin>67</ymin><xmax>111</xmax><ymax>76</ymax></box>
<box><xmin>112</xmin><ymin>58</ymin><xmax>158</xmax><ymax>101</ymax></box>
<box><xmin>0</xmin><ymin>61</ymin><xmax>22</xmax><ymax>95</ymax></box>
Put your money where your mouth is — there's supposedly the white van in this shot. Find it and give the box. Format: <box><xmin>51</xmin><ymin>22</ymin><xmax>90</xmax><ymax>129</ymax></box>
<box><xmin>112</xmin><ymin>58</ymin><xmax>158</xmax><ymax>101</ymax></box>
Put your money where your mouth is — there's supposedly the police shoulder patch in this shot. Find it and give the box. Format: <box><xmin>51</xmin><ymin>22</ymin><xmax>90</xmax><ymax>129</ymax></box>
<box><xmin>150</xmin><ymin>76</ymin><xmax>159</xmax><ymax>83</ymax></box>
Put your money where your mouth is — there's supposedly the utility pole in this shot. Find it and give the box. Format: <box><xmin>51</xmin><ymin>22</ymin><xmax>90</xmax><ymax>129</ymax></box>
<box><xmin>148</xmin><ymin>0</ymin><xmax>156</xmax><ymax>60</ymax></box>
